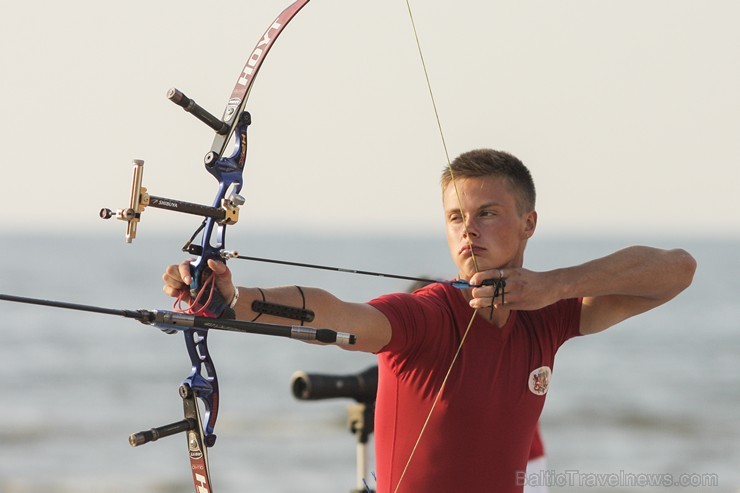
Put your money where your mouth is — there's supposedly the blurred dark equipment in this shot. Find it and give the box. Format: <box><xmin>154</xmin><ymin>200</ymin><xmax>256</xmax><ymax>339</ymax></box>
<box><xmin>291</xmin><ymin>366</ymin><xmax>378</xmax><ymax>493</ymax></box>
<box><xmin>291</xmin><ymin>365</ymin><xmax>377</xmax><ymax>403</ymax></box>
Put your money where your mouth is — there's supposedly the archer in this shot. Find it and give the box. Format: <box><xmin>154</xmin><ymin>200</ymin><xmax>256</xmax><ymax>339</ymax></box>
<box><xmin>163</xmin><ymin>148</ymin><xmax>696</xmax><ymax>493</ymax></box>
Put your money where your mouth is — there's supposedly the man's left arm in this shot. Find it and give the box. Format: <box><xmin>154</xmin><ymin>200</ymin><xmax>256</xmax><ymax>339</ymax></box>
<box><xmin>469</xmin><ymin>246</ymin><xmax>697</xmax><ymax>335</ymax></box>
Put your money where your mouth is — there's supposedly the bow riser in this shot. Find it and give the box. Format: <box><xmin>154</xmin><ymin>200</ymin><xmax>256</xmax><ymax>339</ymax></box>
<box><xmin>183</xmin><ymin>329</ymin><xmax>219</xmax><ymax>446</ymax></box>
<box><xmin>187</xmin><ymin>111</ymin><xmax>251</xmax><ymax>317</ymax></box>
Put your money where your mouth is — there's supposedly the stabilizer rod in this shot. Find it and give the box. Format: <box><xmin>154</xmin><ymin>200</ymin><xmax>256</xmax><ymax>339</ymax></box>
<box><xmin>129</xmin><ymin>418</ymin><xmax>196</xmax><ymax>447</ymax></box>
<box><xmin>168</xmin><ymin>88</ymin><xmax>230</xmax><ymax>135</ymax></box>
<box><xmin>0</xmin><ymin>294</ymin><xmax>357</xmax><ymax>346</ymax></box>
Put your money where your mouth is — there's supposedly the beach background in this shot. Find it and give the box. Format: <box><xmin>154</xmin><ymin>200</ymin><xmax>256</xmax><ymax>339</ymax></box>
<box><xmin>0</xmin><ymin>0</ymin><xmax>738</xmax><ymax>492</ymax></box>
<box><xmin>0</xmin><ymin>233</ymin><xmax>737</xmax><ymax>493</ymax></box>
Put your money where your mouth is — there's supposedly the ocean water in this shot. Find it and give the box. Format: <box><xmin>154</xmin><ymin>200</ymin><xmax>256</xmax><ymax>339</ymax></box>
<box><xmin>0</xmin><ymin>232</ymin><xmax>737</xmax><ymax>493</ymax></box>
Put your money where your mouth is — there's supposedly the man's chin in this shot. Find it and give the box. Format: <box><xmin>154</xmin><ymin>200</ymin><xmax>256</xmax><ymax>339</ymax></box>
<box><xmin>463</xmin><ymin>260</ymin><xmax>505</xmax><ymax>278</ymax></box>
<box><xmin>457</xmin><ymin>261</ymin><xmax>479</xmax><ymax>280</ymax></box>
<box><xmin>456</xmin><ymin>254</ymin><xmax>501</xmax><ymax>278</ymax></box>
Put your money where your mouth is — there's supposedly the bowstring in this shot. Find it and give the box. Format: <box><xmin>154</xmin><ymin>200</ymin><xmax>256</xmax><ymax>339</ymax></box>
<box><xmin>393</xmin><ymin>2</ymin><xmax>482</xmax><ymax>492</ymax></box>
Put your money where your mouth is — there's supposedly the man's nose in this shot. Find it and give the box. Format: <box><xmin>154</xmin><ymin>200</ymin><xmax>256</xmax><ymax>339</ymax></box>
<box><xmin>462</xmin><ymin>216</ymin><xmax>479</xmax><ymax>238</ymax></box>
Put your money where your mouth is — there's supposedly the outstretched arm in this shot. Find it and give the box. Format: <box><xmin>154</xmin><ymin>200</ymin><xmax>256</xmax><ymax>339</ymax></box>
<box><xmin>469</xmin><ymin>246</ymin><xmax>697</xmax><ymax>335</ymax></box>
<box><xmin>162</xmin><ymin>259</ymin><xmax>392</xmax><ymax>353</ymax></box>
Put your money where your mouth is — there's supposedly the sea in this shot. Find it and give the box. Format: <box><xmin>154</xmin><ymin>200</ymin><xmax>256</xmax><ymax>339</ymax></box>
<box><xmin>0</xmin><ymin>231</ymin><xmax>737</xmax><ymax>493</ymax></box>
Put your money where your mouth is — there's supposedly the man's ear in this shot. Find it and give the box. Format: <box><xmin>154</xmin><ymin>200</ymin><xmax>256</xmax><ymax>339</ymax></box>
<box><xmin>523</xmin><ymin>210</ymin><xmax>537</xmax><ymax>238</ymax></box>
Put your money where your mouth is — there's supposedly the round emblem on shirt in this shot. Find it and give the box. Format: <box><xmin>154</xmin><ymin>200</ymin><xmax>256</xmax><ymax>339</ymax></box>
<box><xmin>528</xmin><ymin>366</ymin><xmax>552</xmax><ymax>396</ymax></box>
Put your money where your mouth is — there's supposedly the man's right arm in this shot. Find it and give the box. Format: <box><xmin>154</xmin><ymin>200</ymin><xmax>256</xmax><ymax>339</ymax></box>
<box><xmin>162</xmin><ymin>259</ymin><xmax>392</xmax><ymax>354</ymax></box>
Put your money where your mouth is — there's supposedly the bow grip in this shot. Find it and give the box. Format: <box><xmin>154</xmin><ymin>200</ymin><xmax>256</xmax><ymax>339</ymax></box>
<box><xmin>189</xmin><ymin>256</ymin><xmax>236</xmax><ymax>320</ymax></box>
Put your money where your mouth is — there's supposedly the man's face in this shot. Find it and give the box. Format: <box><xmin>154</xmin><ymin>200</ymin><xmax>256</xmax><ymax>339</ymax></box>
<box><xmin>443</xmin><ymin>175</ymin><xmax>536</xmax><ymax>279</ymax></box>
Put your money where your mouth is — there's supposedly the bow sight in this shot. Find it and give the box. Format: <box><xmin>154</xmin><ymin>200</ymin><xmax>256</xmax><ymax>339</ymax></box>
<box><xmin>98</xmin><ymin>93</ymin><xmax>248</xmax><ymax>247</ymax></box>
<box><xmin>99</xmin><ymin>152</ymin><xmax>246</xmax><ymax>246</ymax></box>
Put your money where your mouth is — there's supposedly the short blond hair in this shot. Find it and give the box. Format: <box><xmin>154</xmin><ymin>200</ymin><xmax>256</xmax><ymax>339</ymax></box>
<box><xmin>441</xmin><ymin>149</ymin><xmax>536</xmax><ymax>214</ymax></box>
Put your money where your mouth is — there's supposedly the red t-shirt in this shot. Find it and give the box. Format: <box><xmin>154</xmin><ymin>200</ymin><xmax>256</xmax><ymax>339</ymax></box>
<box><xmin>529</xmin><ymin>423</ymin><xmax>545</xmax><ymax>460</ymax></box>
<box><xmin>369</xmin><ymin>283</ymin><xmax>581</xmax><ymax>493</ymax></box>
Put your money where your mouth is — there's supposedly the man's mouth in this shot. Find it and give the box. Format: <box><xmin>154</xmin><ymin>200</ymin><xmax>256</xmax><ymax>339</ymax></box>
<box><xmin>459</xmin><ymin>244</ymin><xmax>484</xmax><ymax>256</ymax></box>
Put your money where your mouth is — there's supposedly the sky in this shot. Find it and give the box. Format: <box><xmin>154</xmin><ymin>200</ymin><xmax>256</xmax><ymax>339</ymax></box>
<box><xmin>0</xmin><ymin>0</ymin><xmax>738</xmax><ymax>239</ymax></box>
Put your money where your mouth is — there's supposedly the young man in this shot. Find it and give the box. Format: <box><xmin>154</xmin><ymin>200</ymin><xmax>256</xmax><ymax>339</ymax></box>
<box><xmin>163</xmin><ymin>149</ymin><xmax>696</xmax><ymax>492</ymax></box>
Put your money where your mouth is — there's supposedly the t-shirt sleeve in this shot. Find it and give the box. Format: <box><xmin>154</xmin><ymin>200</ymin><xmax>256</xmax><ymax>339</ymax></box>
<box><xmin>551</xmin><ymin>297</ymin><xmax>583</xmax><ymax>346</ymax></box>
<box><xmin>368</xmin><ymin>290</ymin><xmax>450</xmax><ymax>356</ymax></box>
<box><xmin>368</xmin><ymin>293</ymin><xmax>410</xmax><ymax>354</ymax></box>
